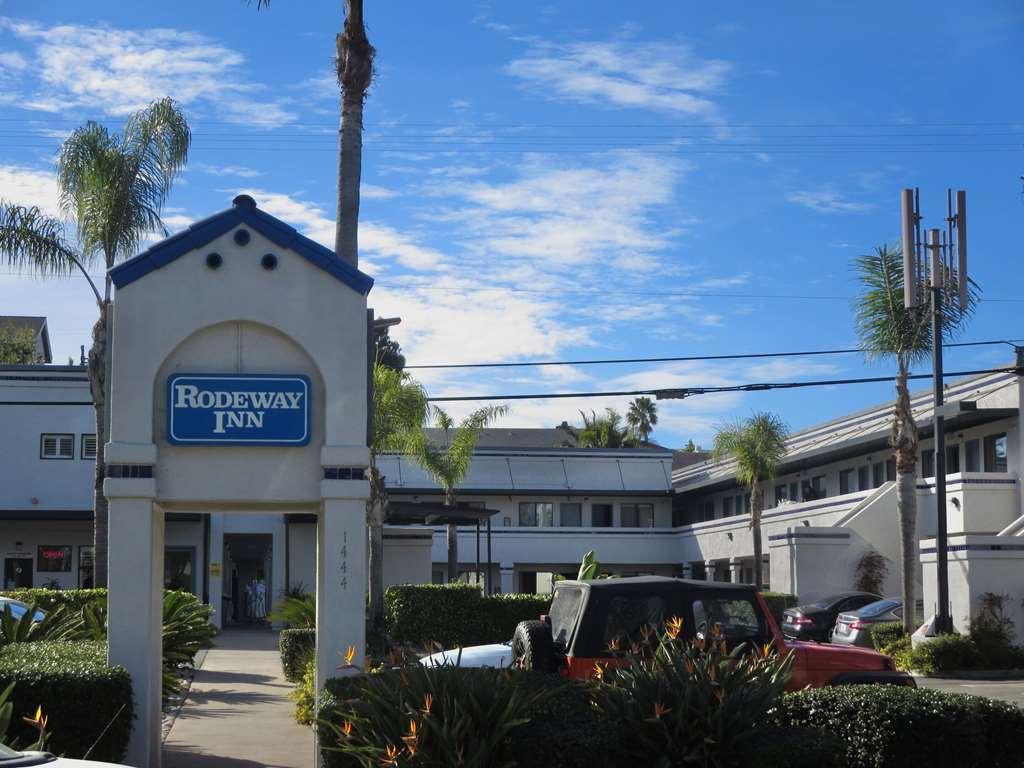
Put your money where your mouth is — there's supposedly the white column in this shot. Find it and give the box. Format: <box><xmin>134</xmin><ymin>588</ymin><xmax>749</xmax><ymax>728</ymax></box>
<box><xmin>270</xmin><ymin>515</ymin><xmax>287</xmax><ymax>621</ymax></box>
<box><xmin>207</xmin><ymin>512</ymin><xmax>224</xmax><ymax>630</ymax></box>
<box><xmin>106</xmin><ymin>489</ymin><xmax>163</xmax><ymax>768</ymax></box>
<box><xmin>315</xmin><ymin>488</ymin><xmax>368</xmax><ymax>693</ymax></box>
<box><xmin>729</xmin><ymin>558</ymin><xmax>744</xmax><ymax>584</ymax></box>
<box><xmin>704</xmin><ymin>561</ymin><xmax>716</xmax><ymax>581</ymax></box>
<box><xmin>500</xmin><ymin>566</ymin><xmax>515</xmax><ymax>594</ymax></box>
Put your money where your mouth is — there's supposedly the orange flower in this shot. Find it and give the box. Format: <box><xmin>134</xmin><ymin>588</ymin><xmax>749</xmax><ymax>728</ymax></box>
<box><xmin>344</xmin><ymin>645</ymin><xmax>357</xmax><ymax>666</ymax></box>
<box><xmin>593</xmin><ymin>662</ymin><xmax>606</xmax><ymax>680</ymax></box>
<box><xmin>341</xmin><ymin>720</ymin><xmax>354</xmax><ymax>739</ymax></box>
<box><xmin>665</xmin><ymin>616</ymin><xmax>684</xmax><ymax>640</ymax></box>
<box><xmin>380</xmin><ymin>744</ymin><xmax>399</xmax><ymax>766</ymax></box>
<box><xmin>762</xmin><ymin>642</ymin><xmax>774</xmax><ymax>658</ymax></box>
<box><xmin>653</xmin><ymin>701</ymin><xmax>671</xmax><ymax>719</ymax></box>
<box><xmin>693</xmin><ymin>636</ymin><xmax>706</xmax><ymax>651</ymax></box>
<box><xmin>422</xmin><ymin>693</ymin><xmax>433</xmax><ymax>715</ymax></box>
<box><xmin>22</xmin><ymin>706</ymin><xmax>47</xmax><ymax>732</ymax></box>
<box><xmin>606</xmin><ymin>637</ymin><xmax>621</xmax><ymax>653</ymax></box>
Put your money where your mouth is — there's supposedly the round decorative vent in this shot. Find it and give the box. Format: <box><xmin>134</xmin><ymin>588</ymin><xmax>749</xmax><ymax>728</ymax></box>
<box><xmin>206</xmin><ymin>252</ymin><xmax>223</xmax><ymax>269</ymax></box>
<box><xmin>261</xmin><ymin>253</ymin><xmax>278</xmax><ymax>271</ymax></box>
<box><xmin>233</xmin><ymin>228</ymin><xmax>251</xmax><ymax>246</ymax></box>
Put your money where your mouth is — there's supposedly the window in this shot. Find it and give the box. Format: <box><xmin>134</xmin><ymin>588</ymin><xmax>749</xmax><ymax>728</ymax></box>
<box><xmin>502</xmin><ymin>516</ymin><xmax>512</xmax><ymax>527</ymax></box>
<box><xmin>164</xmin><ymin>547</ymin><xmax>196</xmax><ymax>594</ymax></box>
<box><xmin>559</xmin><ymin>503</ymin><xmax>582</xmax><ymax>527</ymax></box>
<box><xmin>37</xmin><ymin>545</ymin><xmax>72</xmax><ymax>573</ymax></box>
<box><xmin>604</xmin><ymin>595</ymin><xmax>666</xmax><ymax>647</ymax></box>
<box><xmin>812</xmin><ymin>476</ymin><xmax>826</xmax><ymax>496</ymax></box>
<box><xmin>723</xmin><ymin>496</ymin><xmax>734</xmax><ymax>517</ymax></box>
<box><xmin>872</xmin><ymin>461</ymin><xmax>885</xmax><ymax>488</ymax></box>
<box><xmin>886</xmin><ymin>458</ymin><xmax>896</xmax><ymax>481</ymax></box>
<box><xmin>946</xmin><ymin>444</ymin><xmax>960</xmax><ymax>474</ymax></box>
<box><xmin>40</xmin><ymin>433</ymin><xmax>74</xmax><ymax>459</ymax></box>
<box><xmin>518</xmin><ymin>502</ymin><xmax>553</xmax><ymax>527</ymax></box>
<box><xmin>921</xmin><ymin>449</ymin><xmax>935</xmax><ymax>478</ymax></box>
<box><xmin>691</xmin><ymin>597</ymin><xmax>766</xmax><ymax>644</ymax></box>
<box><xmin>621</xmin><ymin>504</ymin><xmax>639</xmax><ymax>527</ymax></box>
<box><xmin>78</xmin><ymin>545</ymin><xmax>95</xmax><ymax>588</ymax></box>
<box><xmin>789</xmin><ymin>481</ymin><xmax>799</xmax><ymax>502</ymax></box>
<box><xmin>80</xmin><ymin>434</ymin><xmax>97</xmax><ymax>460</ymax></box>
<box><xmin>549</xmin><ymin>587</ymin><xmax>583</xmax><ymax>650</ymax></box>
<box><xmin>839</xmin><ymin>468</ymin><xmax>855</xmax><ymax>495</ymax></box>
<box><xmin>774</xmin><ymin>485</ymin><xmax>787</xmax><ymax>506</ymax></box>
<box><xmin>736</xmin><ymin>493</ymin><xmax>746</xmax><ymax>514</ymax></box>
<box><xmin>702</xmin><ymin>500</ymin><xmax>716</xmax><ymax>522</ymax></box>
<box><xmin>965</xmin><ymin>439</ymin><xmax>981</xmax><ymax>472</ymax></box>
<box><xmin>858</xmin><ymin>465</ymin><xmax>870</xmax><ymax>491</ymax></box>
<box><xmin>984</xmin><ymin>433</ymin><xmax>1008</xmax><ymax>473</ymax></box>
<box><xmin>591</xmin><ymin>504</ymin><xmax>613</xmax><ymax>527</ymax></box>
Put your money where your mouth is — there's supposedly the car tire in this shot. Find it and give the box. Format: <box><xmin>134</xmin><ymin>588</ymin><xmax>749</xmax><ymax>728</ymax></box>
<box><xmin>512</xmin><ymin>620</ymin><xmax>557</xmax><ymax>673</ymax></box>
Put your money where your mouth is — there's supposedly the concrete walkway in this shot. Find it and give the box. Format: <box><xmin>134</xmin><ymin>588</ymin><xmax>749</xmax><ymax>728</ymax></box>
<box><xmin>163</xmin><ymin>629</ymin><xmax>313</xmax><ymax>768</ymax></box>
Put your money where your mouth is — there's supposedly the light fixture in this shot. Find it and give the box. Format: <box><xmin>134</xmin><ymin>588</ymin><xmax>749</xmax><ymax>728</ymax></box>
<box><xmin>802</xmin><ymin>520</ymin><xmax>811</xmax><ymax>527</ymax></box>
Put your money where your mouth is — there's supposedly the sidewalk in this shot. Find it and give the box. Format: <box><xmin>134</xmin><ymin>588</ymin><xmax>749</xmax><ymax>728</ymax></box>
<box><xmin>162</xmin><ymin>629</ymin><xmax>314</xmax><ymax>768</ymax></box>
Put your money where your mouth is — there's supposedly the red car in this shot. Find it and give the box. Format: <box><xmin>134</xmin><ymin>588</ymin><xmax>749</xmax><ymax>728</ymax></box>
<box><xmin>511</xmin><ymin>576</ymin><xmax>914</xmax><ymax>689</ymax></box>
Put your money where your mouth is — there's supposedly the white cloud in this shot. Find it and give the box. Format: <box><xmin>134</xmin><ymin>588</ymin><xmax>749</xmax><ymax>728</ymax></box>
<box><xmin>361</xmin><ymin>183</ymin><xmax>399</xmax><ymax>200</ymax></box>
<box><xmin>787</xmin><ymin>187</ymin><xmax>874</xmax><ymax>214</ymax></box>
<box><xmin>0</xmin><ymin>18</ymin><xmax>295</xmax><ymax>126</ymax></box>
<box><xmin>195</xmin><ymin>164</ymin><xmax>264</xmax><ymax>179</ymax></box>
<box><xmin>506</xmin><ymin>39</ymin><xmax>731</xmax><ymax>115</ymax></box>
<box><xmin>0</xmin><ymin>50</ymin><xmax>26</xmax><ymax>70</ymax></box>
<box><xmin>0</xmin><ymin>164</ymin><xmax>61</xmax><ymax>215</ymax></box>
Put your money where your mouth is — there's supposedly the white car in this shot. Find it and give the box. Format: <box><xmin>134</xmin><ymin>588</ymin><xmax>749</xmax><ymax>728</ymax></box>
<box><xmin>420</xmin><ymin>642</ymin><xmax>513</xmax><ymax>669</ymax></box>
<box><xmin>0</xmin><ymin>745</ymin><xmax>133</xmax><ymax>767</ymax></box>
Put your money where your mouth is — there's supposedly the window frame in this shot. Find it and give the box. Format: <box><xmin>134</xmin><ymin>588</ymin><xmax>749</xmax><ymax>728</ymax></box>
<box><xmin>80</xmin><ymin>433</ymin><xmax>97</xmax><ymax>460</ymax></box>
<box><xmin>36</xmin><ymin>544</ymin><xmax>73</xmax><ymax>573</ymax></box>
<box><xmin>40</xmin><ymin>433</ymin><xmax>75</xmax><ymax>460</ymax></box>
<box><xmin>620</xmin><ymin>503</ymin><xmax>640</xmax><ymax>528</ymax></box>
<box><xmin>984</xmin><ymin>433</ymin><xmax>1008</xmax><ymax>473</ymax></box>
<box><xmin>591</xmin><ymin>504</ymin><xmax>613</xmax><ymax>528</ymax></box>
<box><xmin>559</xmin><ymin>502</ymin><xmax>582</xmax><ymax>527</ymax></box>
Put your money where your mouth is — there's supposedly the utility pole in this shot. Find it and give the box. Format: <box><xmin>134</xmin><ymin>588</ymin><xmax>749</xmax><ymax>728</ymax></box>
<box><xmin>902</xmin><ymin>188</ymin><xmax>968</xmax><ymax>635</ymax></box>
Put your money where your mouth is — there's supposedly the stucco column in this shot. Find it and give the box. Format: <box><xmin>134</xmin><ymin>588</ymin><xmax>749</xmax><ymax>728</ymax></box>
<box><xmin>704</xmin><ymin>560</ymin><xmax>717</xmax><ymax>581</ymax></box>
<box><xmin>207</xmin><ymin>512</ymin><xmax>224</xmax><ymax>629</ymax></box>
<box><xmin>316</xmin><ymin>478</ymin><xmax>368</xmax><ymax>693</ymax></box>
<box><xmin>729</xmin><ymin>558</ymin><xmax>744</xmax><ymax>584</ymax></box>
<box><xmin>500</xmin><ymin>566</ymin><xmax>515</xmax><ymax>594</ymax></box>
<box><xmin>106</xmin><ymin>480</ymin><xmax>162</xmax><ymax>768</ymax></box>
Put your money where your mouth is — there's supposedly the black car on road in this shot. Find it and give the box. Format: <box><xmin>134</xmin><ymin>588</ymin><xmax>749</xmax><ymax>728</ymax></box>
<box><xmin>781</xmin><ymin>592</ymin><xmax>881</xmax><ymax>642</ymax></box>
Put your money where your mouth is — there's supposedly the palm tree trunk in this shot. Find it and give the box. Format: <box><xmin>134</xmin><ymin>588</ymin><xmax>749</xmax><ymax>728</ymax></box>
<box><xmin>334</xmin><ymin>0</ymin><xmax>373</xmax><ymax>267</ymax></box>
<box><xmin>366</xmin><ymin>463</ymin><xmax>386</xmax><ymax>626</ymax></box>
<box><xmin>750</xmin><ymin>488</ymin><xmax>764</xmax><ymax>590</ymax></box>
<box><xmin>891</xmin><ymin>364</ymin><xmax>919</xmax><ymax>632</ymax></box>
<box><xmin>444</xmin><ymin>488</ymin><xmax>458</xmax><ymax>583</ymax></box>
<box><xmin>88</xmin><ymin>304</ymin><xmax>109</xmax><ymax>588</ymax></box>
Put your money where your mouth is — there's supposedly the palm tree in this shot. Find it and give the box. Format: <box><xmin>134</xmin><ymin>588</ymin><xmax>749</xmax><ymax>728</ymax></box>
<box><xmin>409</xmin><ymin>405</ymin><xmax>508</xmax><ymax>582</ymax></box>
<box><xmin>626</xmin><ymin>396</ymin><xmax>658</xmax><ymax>443</ymax></box>
<box><xmin>254</xmin><ymin>0</ymin><xmax>373</xmax><ymax>267</ymax></box>
<box><xmin>854</xmin><ymin>244</ymin><xmax>977</xmax><ymax>632</ymax></box>
<box><xmin>572</xmin><ymin>408</ymin><xmax>636</xmax><ymax>448</ymax></box>
<box><xmin>712</xmin><ymin>412</ymin><xmax>788</xmax><ymax>590</ymax></box>
<box><xmin>367</xmin><ymin>362</ymin><xmax>429</xmax><ymax>624</ymax></box>
<box><xmin>0</xmin><ymin>99</ymin><xmax>190</xmax><ymax>587</ymax></box>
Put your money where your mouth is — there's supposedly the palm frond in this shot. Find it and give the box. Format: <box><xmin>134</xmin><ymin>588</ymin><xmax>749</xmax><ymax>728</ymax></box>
<box><xmin>408</xmin><ymin>405</ymin><xmax>508</xmax><ymax>499</ymax></box>
<box><xmin>372</xmin><ymin>363</ymin><xmax>429</xmax><ymax>453</ymax></box>
<box><xmin>712</xmin><ymin>412</ymin><xmax>788</xmax><ymax>491</ymax></box>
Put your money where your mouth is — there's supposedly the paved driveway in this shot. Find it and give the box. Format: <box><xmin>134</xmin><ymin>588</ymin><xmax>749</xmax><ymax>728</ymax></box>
<box><xmin>915</xmin><ymin>676</ymin><xmax>1024</xmax><ymax>707</ymax></box>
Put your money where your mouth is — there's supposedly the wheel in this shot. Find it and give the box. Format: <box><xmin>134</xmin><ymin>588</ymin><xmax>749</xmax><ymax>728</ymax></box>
<box><xmin>512</xmin><ymin>620</ymin><xmax>557</xmax><ymax>672</ymax></box>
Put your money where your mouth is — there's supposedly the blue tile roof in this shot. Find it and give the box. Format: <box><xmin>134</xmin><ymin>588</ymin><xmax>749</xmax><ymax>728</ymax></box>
<box><xmin>108</xmin><ymin>194</ymin><xmax>374</xmax><ymax>295</ymax></box>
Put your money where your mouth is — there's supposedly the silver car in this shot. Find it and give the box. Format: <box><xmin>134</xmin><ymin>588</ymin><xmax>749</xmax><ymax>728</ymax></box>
<box><xmin>831</xmin><ymin>598</ymin><xmax>903</xmax><ymax>647</ymax></box>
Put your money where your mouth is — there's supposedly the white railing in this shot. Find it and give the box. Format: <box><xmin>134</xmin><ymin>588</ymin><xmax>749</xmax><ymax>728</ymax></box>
<box><xmin>998</xmin><ymin>514</ymin><xmax>1024</xmax><ymax>537</ymax></box>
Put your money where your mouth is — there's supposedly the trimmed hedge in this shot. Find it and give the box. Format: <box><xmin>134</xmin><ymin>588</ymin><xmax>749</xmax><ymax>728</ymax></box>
<box><xmin>775</xmin><ymin>684</ymin><xmax>1024</xmax><ymax>768</ymax></box>
<box><xmin>0</xmin><ymin>641</ymin><xmax>133</xmax><ymax>762</ymax></box>
<box><xmin>906</xmin><ymin>633</ymin><xmax>983</xmax><ymax>673</ymax></box>
<box><xmin>761</xmin><ymin>592</ymin><xmax>798</xmax><ymax>625</ymax></box>
<box><xmin>868</xmin><ymin>621</ymin><xmax>906</xmax><ymax>652</ymax></box>
<box><xmin>384</xmin><ymin>584</ymin><xmax>551</xmax><ymax>647</ymax></box>
<box><xmin>280</xmin><ymin>627</ymin><xmax>316</xmax><ymax>682</ymax></box>
<box><xmin>0</xmin><ymin>588</ymin><xmax>107</xmax><ymax>613</ymax></box>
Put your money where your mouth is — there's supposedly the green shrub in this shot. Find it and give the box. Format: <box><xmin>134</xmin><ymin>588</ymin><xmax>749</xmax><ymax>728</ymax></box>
<box><xmin>969</xmin><ymin>593</ymin><xmax>1024</xmax><ymax>669</ymax></box>
<box><xmin>161</xmin><ymin>590</ymin><xmax>216</xmax><ymax>703</ymax></box>
<box><xmin>595</xmin><ymin>624</ymin><xmax>793</xmax><ymax>767</ymax></box>
<box><xmin>760</xmin><ymin>592</ymin><xmax>797</xmax><ymax>626</ymax></box>
<box><xmin>384</xmin><ymin>584</ymin><xmax>551</xmax><ymax>647</ymax></box>
<box><xmin>319</xmin><ymin>665</ymin><xmax>545</xmax><ymax>768</ymax></box>
<box><xmin>290</xmin><ymin>657</ymin><xmax>316</xmax><ymax>725</ymax></box>
<box><xmin>0</xmin><ymin>641</ymin><xmax>133</xmax><ymax>762</ymax></box>
<box><xmin>0</xmin><ymin>588</ymin><xmax>107</xmax><ymax>613</ymax></box>
<box><xmin>280</xmin><ymin>627</ymin><xmax>316</xmax><ymax>682</ymax></box>
<box><xmin>907</xmin><ymin>633</ymin><xmax>983</xmax><ymax>673</ymax></box>
<box><xmin>774</xmin><ymin>684</ymin><xmax>1024</xmax><ymax>768</ymax></box>
<box><xmin>882</xmin><ymin>635</ymin><xmax>913</xmax><ymax>670</ymax></box>
<box><xmin>868</xmin><ymin>621</ymin><xmax>906</xmax><ymax>652</ymax></box>
<box><xmin>744</xmin><ymin>727</ymin><xmax>848</xmax><ymax>768</ymax></box>
<box><xmin>268</xmin><ymin>593</ymin><xmax>316</xmax><ymax>629</ymax></box>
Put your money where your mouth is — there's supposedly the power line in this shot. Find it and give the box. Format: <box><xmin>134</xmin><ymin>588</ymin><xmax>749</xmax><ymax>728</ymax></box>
<box><xmin>405</xmin><ymin>339</ymin><xmax>1021</xmax><ymax>370</ymax></box>
<box><xmin>424</xmin><ymin>366</ymin><xmax>1022</xmax><ymax>402</ymax></box>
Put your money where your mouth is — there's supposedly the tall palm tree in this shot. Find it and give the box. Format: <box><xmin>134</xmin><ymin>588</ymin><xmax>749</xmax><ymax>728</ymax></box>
<box><xmin>254</xmin><ymin>0</ymin><xmax>373</xmax><ymax>267</ymax></box>
<box><xmin>626</xmin><ymin>396</ymin><xmax>658</xmax><ymax>444</ymax></box>
<box><xmin>854</xmin><ymin>244</ymin><xmax>977</xmax><ymax>631</ymax></box>
<box><xmin>712</xmin><ymin>412</ymin><xmax>788</xmax><ymax>590</ymax></box>
<box><xmin>572</xmin><ymin>408</ymin><xmax>636</xmax><ymax>448</ymax></box>
<box><xmin>410</xmin><ymin>405</ymin><xmax>508</xmax><ymax>582</ymax></box>
<box><xmin>367</xmin><ymin>361</ymin><xmax>429</xmax><ymax>624</ymax></box>
<box><xmin>0</xmin><ymin>98</ymin><xmax>190</xmax><ymax>587</ymax></box>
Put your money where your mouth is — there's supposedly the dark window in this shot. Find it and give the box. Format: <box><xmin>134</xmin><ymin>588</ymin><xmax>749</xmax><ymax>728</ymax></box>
<box><xmin>621</xmin><ymin>504</ymin><xmax>639</xmax><ymax>527</ymax></box>
<box><xmin>704</xmin><ymin>500</ymin><xmax>716</xmax><ymax>521</ymax></box>
<box><xmin>164</xmin><ymin>547</ymin><xmax>195</xmax><ymax>594</ymax></box>
<box><xmin>518</xmin><ymin>502</ymin><xmax>553</xmax><ymax>527</ymax></box>
<box><xmin>37</xmin><ymin>545</ymin><xmax>72</xmax><ymax>573</ymax></box>
<box><xmin>559</xmin><ymin>503</ymin><xmax>582</xmax><ymax>527</ymax></box>
<box><xmin>839</xmin><ymin>469</ymin><xmax>854</xmax><ymax>495</ymax></box>
<box><xmin>723</xmin><ymin>496</ymin><xmax>733</xmax><ymax>516</ymax></box>
<box><xmin>984</xmin><ymin>433</ymin><xmax>1008</xmax><ymax>473</ymax></box>
<box><xmin>965</xmin><ymin>439</ymin><xmax>981</xmax><ymax>472</ymax></box>
<box><xmin>691</xmin><ymin>597</ymin><xmax>765</xmax><ymax>643</ymax></box>
<box><xmin>604</xmin><ymin>595</ymin><xmax>666</xmax><ymax>647</ymax></box>
<box><xmin>40</xmin><ymin>433</ymin><xmax>74</xmax><ymax>460</ymax></box>
<box><xmin>872</xmin><ymin>461</ymin><xmax>885</xmax><ymax>488</ymax></box>
<box><xmin>591</xmin><ymin>504</ymin><xmax>613</xmax><ymax>527</ymax></box>
<box><xmin>946</xmin><ymin>444</ymin><xmax>960</xmax><ymax>475</ymax></box>
<box><xmin>519</xmin><ymin>571</ymin><xmax>537</xmax><ymax>594</ymax></box>
<box><xmin>80</xmin><ymin>434</ymin><xmax>97</xmax><ymax>460</ymax></box>
<box><xmin>78</xmin><ymin>545</ymin><xmax>94</xmax><ymax>588</ymax></box>
<box><xmin>789</xmin><ymin>481</ymin><xmax>799</xmax><ymax>502</ymax></box>
<box><xmin>858</xmin><ymin>465</ymin><xmax>870</xmax><ymax>491</ymax></box>
<box><xmin>921</xmin><ymin>450</ymin><xmax>935</xmax><ymax>478</ymax></box>
<box><xmin>624</xmin><ymin>503</ymin><xmax>654</xmax><ymax>527</ymax></box>
<box><xmin>774</xmin><ymin>485</ymin><xmax>787</xmax><ymax>506</ymax></box>
<box><xmin>886</xmin><ymin>458</ymin><xmax>896</xmax><ymax>481</ymax></box>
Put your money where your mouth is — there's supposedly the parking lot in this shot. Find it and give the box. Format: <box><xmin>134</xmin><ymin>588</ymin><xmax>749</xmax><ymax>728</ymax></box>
<box><xmin>915</xmin><ymin>677</ymin><xmax>1024</xmax><ymax>707</ymax></box>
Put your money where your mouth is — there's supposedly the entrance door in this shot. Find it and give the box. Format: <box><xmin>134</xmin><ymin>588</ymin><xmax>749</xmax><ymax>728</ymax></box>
<box><xmin>3</xmin><ymin>558</ymin><xmax>33</xmax><ymax>589</ymax></box>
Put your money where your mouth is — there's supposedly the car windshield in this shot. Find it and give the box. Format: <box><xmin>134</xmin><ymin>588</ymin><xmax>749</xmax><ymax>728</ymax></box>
<box><xmin>549</xmin><ymin>587</ymin><xmax>583</xmax><ymax>650</ymax></box>
<box><xmin>857</xmin><ymin>599</ymin><xmax>900</xmax><ymax>617</ymax></box>
<box><xmin>693</xmin><ymin>597</ymin><xmax>765</xmax><ymax>641</ymax></box>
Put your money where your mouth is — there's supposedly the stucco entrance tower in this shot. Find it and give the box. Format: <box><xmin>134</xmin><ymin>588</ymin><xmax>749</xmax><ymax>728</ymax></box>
<box><xmin>103</xmin><ymin>195</ymin><xmax>373</xmax><ymax>766</ymax></box>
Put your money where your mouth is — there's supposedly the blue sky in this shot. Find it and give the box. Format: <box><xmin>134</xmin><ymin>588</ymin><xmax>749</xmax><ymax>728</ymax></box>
<box><xmin>1</xmin><ymin>1</ymin><xmax>1022</xmax><ymax>448</ymax></box>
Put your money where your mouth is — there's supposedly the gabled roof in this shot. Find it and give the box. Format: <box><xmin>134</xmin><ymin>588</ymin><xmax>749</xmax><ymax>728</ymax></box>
<box><xmin>109</xmin><ymin>194</ymin><xmax>374</xmax><ymax>295</ymax></box>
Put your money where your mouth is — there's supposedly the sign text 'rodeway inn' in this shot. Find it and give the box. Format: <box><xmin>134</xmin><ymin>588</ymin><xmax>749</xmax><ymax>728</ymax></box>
<box><xmin>166</xmin><ymin>374</ymin><xmax>311</xmax><ymax>445</ymax></box>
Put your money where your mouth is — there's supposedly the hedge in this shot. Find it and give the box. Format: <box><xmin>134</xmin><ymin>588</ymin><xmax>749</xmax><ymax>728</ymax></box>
<box><xmin>760</xmin><ymin>592</ymin><xmax>798</xmax><ymax>625</ymax></box>
<box><xmin>774</xmin><ymin>684</ymin><xmax>1024</xmax><ymax>768</ymax></box>
<box><xmin>280</xmin><ymin>627</ymin><xmax>316</xmax><ymax>682</ymax></box>
<box><xmin>0</xmin><ymin>588</ymin><xmax>107</xmax><ymax>613</ymax></box>
<box><xmin>868</xmin><ymin>621</ymin><xmax>906</xmax><ymax>652</ymax></box>
<box><xmin>0</xmin><ymin>641</ymin><xmax>133</xmax><ymax>762</ymax></box>
<box><xmin>384</xmin><ymin>584</ymin><xmax>551</xmax><ymax>647</ymax></box>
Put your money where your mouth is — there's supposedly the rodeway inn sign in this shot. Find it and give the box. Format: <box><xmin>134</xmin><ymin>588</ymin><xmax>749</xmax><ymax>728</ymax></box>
<box><xmin>166</xmin><ymin>373</ymin><xmax>311</xmax><ymax>445</ymax></box>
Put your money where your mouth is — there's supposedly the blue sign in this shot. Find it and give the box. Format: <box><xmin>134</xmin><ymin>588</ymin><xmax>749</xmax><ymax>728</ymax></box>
<box><xmin>166</xmin><ymin>374</ymin><xmax>311</xmax><ymax>446</ymax></box>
